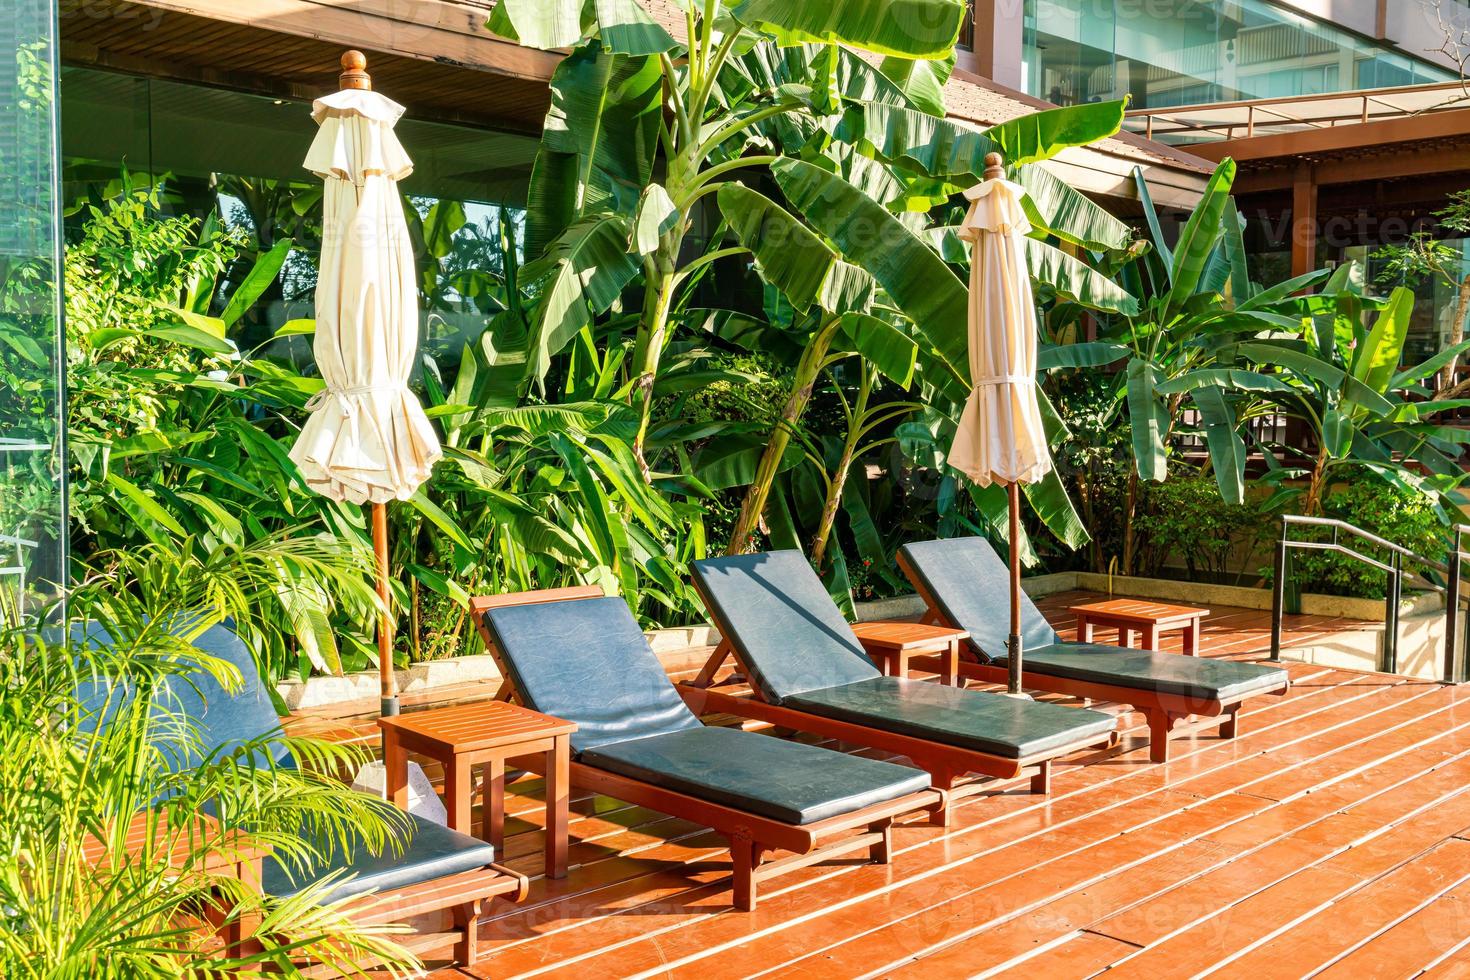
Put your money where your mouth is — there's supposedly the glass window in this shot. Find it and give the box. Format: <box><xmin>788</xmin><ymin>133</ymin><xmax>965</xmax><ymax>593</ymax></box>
<box><xmin>1024</xmin><ymin>0</ymin><xmax>1458</xmax><ymax>110</ymax></box>
<box><xmin>60</xmin><ymin>68</ymin><xmax>536</xmax><ymax>360</ymax></box>
<box><xmin>0</xmin><ymin>1</ymin><xmax>66</xmax><ymax>625</ymax></box>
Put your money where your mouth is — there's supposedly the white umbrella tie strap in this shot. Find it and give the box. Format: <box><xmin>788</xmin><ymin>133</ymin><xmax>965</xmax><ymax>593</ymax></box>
<box><xmin>971</xmin><ymin>374</ymin><xmax>1035</xmax><ymax>387</ymax></box>
<box><xmin>305</xmin><ymin>383</ymin><xmax>411</xmax><ymax>413</ymax></box>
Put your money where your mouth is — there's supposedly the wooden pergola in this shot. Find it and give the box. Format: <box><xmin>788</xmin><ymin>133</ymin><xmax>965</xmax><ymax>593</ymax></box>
<box><xmin>1128</xmin><ymin>83</ymin><xmax>1470</xmax><ymax>276</ymax></box>
<box><xmin>59</xmin><ymin>0</ymin><xmax>1214</xmax><ymax>211</ymax></box>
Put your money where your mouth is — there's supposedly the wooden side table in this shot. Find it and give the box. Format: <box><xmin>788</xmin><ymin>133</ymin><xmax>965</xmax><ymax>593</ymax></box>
<box><xmin>379</xmin><ymin>700</ymin><xmax>578</xmax><ymax>879</ymax></box>
<box><xmin>1070</xmin><ymin>598</ymin><xmax>1209</xmax><ymax>655</ymax></box>
<box><xmin>850</xmin><ymin>621</ymin><xmax>969</xmax><ymax>686</ymax></box>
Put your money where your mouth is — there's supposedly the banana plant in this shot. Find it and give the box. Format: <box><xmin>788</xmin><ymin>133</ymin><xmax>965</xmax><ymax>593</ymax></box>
<box><xmin>488</xmin><ymin>1</ymin><xmax>1135</xmax><ymax>486</ymax></box>
<box><xmin>1231</xmin><ymin>279</ymin><xmax>1470</xmax><ymax>516</ymax></box>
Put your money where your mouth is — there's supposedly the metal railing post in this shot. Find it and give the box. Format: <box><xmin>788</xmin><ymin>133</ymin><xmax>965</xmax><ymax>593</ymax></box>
<box><xmin>1271</xmin><ymin>522</ymin><xmax>1288</xmax><ymax>662</ymax></box>
<box><xmin>1383</xmin><ymin>551</ymin><xmax>1401</xmax><ymax>674</ymax></box>
<box><xmin>1446</xmin><ymin>532</ymin><xmax>1461</xmax><ymax>685</ymax></box>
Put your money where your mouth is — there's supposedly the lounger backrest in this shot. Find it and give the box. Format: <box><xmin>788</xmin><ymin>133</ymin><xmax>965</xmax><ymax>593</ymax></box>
<box><xmin>72</xmin><ymin>620</ymin><xmax>291</xmax><ymax>773</ymax></box>
<box><xmin>691</xmin><ymin>551</ymin><xmax>879</xmax><ymax>704</ymax></box>
<box><xmin>899</xmin><ymin>537</ymin><xmax>1059</xmax><ymax>660</ymax></box>
<box><xmin>480</xmin><ymin>596</ymin><xmax>702</xmax><ymax>754</ymax></box>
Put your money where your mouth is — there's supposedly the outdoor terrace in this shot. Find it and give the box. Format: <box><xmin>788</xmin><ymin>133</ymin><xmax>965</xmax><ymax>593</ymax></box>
<box><xmin>289</xmin><ymin>594</ymin><xmax>1470</xmax><ymax>978</ymax></box>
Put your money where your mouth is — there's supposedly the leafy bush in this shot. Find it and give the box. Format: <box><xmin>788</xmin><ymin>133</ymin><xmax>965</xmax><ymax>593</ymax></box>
<box><xmin>0</xmin><ymin>540</ymin><xmax>420</xmax><ymax>976</ymax></box>
<box><xmin>1134</xmin><ymin>474</ymin><xmax>1267</xmax><ymax>584</ymax></box>
<box><xmin>1284</xmin><ymin>479</ymin><xmax>1448</xmax><ymax>598</ymax></box>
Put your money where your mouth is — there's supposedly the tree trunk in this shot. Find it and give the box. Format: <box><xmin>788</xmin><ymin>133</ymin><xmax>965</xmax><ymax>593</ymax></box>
<box><xmin>811</xmin><ymin>368</ymin><xmax>872</xmax><ymax>569</ymax></box>
<box><xmin>1433</xmin><ymin>272</ymin><xmax>1470</xmax><ymax>400</ymax></box>
<box><xmin>725</xmin><ymin>316</ymin><xmax>840</xmax><ymax>555</ymax></box>
<box><xmin>1302</xmin><ymin>447</ymin><xmax>1330</xmax><ymax>517</ymax></box>
<box><xmin>630</xmin><ymin>244</ymin><xmax>680</xmax><ymax>481</ymax></box>
<box><xmin>1121</xmin><ymin>469</ymin><xmax>1139</xmax><ymax>576</ymax></box>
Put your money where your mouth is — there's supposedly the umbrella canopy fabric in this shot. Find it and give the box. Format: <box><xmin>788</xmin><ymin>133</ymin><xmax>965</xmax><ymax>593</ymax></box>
<box><xmin>289</xmin><ymin>88</ymin><xmax>440</xmax><ymax>505</ymax></box>
<box><xmin>947</xmin><ymin>177</ymin><xmax>1053</xmax><ymax>489</ymax></box>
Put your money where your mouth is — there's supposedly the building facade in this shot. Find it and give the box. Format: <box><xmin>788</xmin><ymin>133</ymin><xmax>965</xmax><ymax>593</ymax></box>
<box><xmin>968</xmin><ymin>0</ymin><xmax>1467</xmax><ymax>109</ymax></box>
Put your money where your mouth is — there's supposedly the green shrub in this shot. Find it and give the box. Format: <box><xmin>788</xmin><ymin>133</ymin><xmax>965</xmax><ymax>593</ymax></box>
<box><xmin>1285</xmin><ymin>479</ymin><xmax>1448</xmax><ymax>599</ymax></box>
<box><xmin>1135</xmin><ymin>474</ymin><xmax>1266</xmax><ymax>584</ymax></box>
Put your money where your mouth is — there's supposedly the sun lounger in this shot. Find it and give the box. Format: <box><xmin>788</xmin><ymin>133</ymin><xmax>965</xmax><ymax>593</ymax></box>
<box><xmin>474</xmin><ymin>591</ymin><xmax>939</xmax><ymax>911</ymax></box>
<box><xmin>78</xmin><ymin>621</ymin><xmax>526</xmax><ymax>970</ymax></box>
<box><xmin>898</xmin><ymin>537</ymin><xmax>1292</xmax><ymax>763</ymax></box>
<box><xmin>683</xmin><ymin>552</ymin><xmax>1118</xmax><ymax>814</ymax></box>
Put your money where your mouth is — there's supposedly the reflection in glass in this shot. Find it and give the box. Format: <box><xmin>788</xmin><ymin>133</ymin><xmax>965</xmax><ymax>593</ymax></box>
<box><xmin>0</xmin><ymin>1</ymin><xmax>65</xmax><ymax>625</ymax></box>
<box><xmin>1023</xmin><ymin>0</ymin><xmax>1456</xmax><ymax>110</ymax></box>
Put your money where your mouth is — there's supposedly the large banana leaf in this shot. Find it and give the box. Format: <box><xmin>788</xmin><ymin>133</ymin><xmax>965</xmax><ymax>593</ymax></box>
<box><xmin>1126</xmin><ymin>357</ymin><xmax>1169</xmax><ymax>481</ymax></box>
<box><xmin>731</xmin><ymin>0</ymin><xmax>966</xmax><ymax>58</ymax></box>
<box><xmin>522</xmin><ymin>216</ymin><xmax>641</xmax><ymax>382</ymax></box>
<box><xmin>770</xmin><ymin>158</ymin><xmax>970</xmax><ymax>397</ymax></box>
<box><xmin>839</xmin><ymin>313</ymin><xmax>918</xmax><ymax>386</ymax></box>
<box><xmin>1353</xmin><ymin>286</ymin><xmax>1413</xmax><ymax>394</ymax></box>
<box><xmin>841</xmin><ymin>99</ymin><xmax>1124</xmax><ymax>183</ymax></box>
<box><xmin>524</xmin><ymin>42</ymin><xmax>662</xmax><ymax>258</ymax></box>
<box><xmin>877</xmin><ymin>50</ymin><xmax>954</xmax><ymax>116</ymax></box>
<box><xmin>985</xmin><ymin>100</ymin><xmax>1128</xmax><ymax>168</ymax></box>
<box><xmin>489</xmin><ymin>0</ymin><xmax>676</xmax><ymax>54</ymax></box>
<box><xmin>1191</xmin><ymin>386</ymin><xmax>1246</xmax><ymax>505</ymax></box>
<box><xmin>1024</xmin><ymin>239</ymin><xmax>1139</xmax><ymax>316</ymax></box>
<box><xmin>722</xmin><ymin>42</ymin><xmax>912</xmax><ymax>113</ymax></box>
<box><xmin>1165</xmin><ymin>158</ymin><xmax>1236</xmax><ymax>317</ymax></box>
<box><xmin>1016</xmin><ymin>166</ymin><xmax>1132</xmax><ymax>252</ymax></box>
<box><xmin>1131</xmin><ymin>165</ymin><xmax>1174</xmax><ymax>276</ymax></box>
<box><xmin>717</xmin><ymin>183</ymin><xmax>839</xmax><ymax>311</ymax></box>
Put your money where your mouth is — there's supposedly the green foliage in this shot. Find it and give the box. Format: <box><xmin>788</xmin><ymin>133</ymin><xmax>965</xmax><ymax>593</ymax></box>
<box><xmin>0</xmin><ymin>541</ymin><xmax>420</xmax><ymax>976</ymax></box>
<box><xmin>1133</xmin><ymin>474</ymin><xmax>1266</xmax><ymax>583</ymax></box>
<box><xmin>1284</xmin><ymin>479</ymin><xmax>1447</xmax><ymax>599</ymax></box>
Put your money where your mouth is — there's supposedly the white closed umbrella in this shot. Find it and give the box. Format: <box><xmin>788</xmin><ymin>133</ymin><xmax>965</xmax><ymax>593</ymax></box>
<box><xmin>948</xmin><ymin>152</ymin><xmax>1054</xmax><ymax>695</ymax></box>
<box><xmin>290</xmin><ymin>51</ymin><xmax>441</xmax><ymax>721</ymax></box>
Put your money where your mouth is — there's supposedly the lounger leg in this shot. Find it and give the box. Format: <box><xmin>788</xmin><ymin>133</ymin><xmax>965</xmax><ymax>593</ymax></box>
<box><xmin>1220</xmin><ymin>705</ymin><xmax>1241</xmax><ymax>740</ymax></box>
<box><xmin>1144</xmin><ymin>709</ymin><xmax>1175</xmax><ymax>764</ymax></box>
<box><xmin>868</xmin><ymin>817</ymin><xmax>895</xmax><ymax>864</ymax></box>
<box><xmin>453</xmin><ymin>898</ymin><xmax>484</xmax><ymax>967</ymax></box>
<box><xmin>1030</xmin><ymin>759</ymin><xmax>1052</xmax><ymax>795</ymax></box>
<box><xmin>731</xmin><ymin>833</ymin><xmax>761</xmax><ymax>911</ymax></box>
<box><xmin>928</xmin><ymin>791</ymin><xmax>952</xmax><ymax>827</ymax></box>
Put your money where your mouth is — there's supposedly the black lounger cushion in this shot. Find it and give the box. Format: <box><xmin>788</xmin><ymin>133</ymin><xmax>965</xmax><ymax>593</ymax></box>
<box><xmin>692</xmin><ymin>551</ymin><xmax>880</xmax><ymax>703</ymax></box>
<box><xmin>784</xmin><ymin>676</ymin><xmax>1116</xmax><ymax>760</ymax></box>
<box><xmin>481</xmin><ymin>596</ymin><xmax>705</xmax><ymax>754</ymax></box>
<box><xmin>899</xmin><ymin>537</ymin><xmax>1060</xmax><ymax>659</ymax></box>
<box><xmin>999</xmin><ymin>646</ymin><xmax>1288</xmax><ymax>704</ymax></box>
<box><xmin>900</xmin><ymin>537</ymin><xmax>1290</xmax><ymax>701</ymax></box>
<box><xmin>581</xmin><ymin>726</ymin><xmax>931</xmax><ymax>825</ymax></box>
<box><xmin>263</xmin><ymin>813</ymin><xmax>497</xmax><ymax>905</ymax></box>
<box><xmin>73</xmin><ymin>621</ymin><xmax>499</xmax><ymax>901</ymax></box>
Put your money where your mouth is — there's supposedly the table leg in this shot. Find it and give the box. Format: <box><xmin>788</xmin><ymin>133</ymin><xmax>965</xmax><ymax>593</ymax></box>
<box><xmin>445</xmin><ymin>755</ymin><xmax>472</xmax><ymax>834</ymax></box>
<box><xmin>546</xmin><ymin>735</ymin><xmax>570</xmax><ymax>879</ymax></box>
<box><xmin>1141</xmin><ymin>623</ymin><xmax>1159</xmax><ymax>651</ymax></box>
<box><xmin>1078</xmin><ymin>615</ymin><xmax>1094</xmax><ymax>643</ymax></box>
<box><xmin>384</xmin><ymin>731</ymin><xmax>408</xmax><ymax>810</ymax></box>
<box><xmin>895</xmin><ymin>650</ymin><xmax>910</xmax><ymax>679</ymax></box>
<box><xmin>1121</xmin><ymin>627</ymin><xmax>1136</xmax><ymax>648</ymax></box>
<box><xmin>942</xmin><ymin>639</ymin><xmax>959</xmax><ymax>687</ymax></box>
<box><xmin>485</xmin><ymin>757</ymin><xmax>505</xmax><ymax>853</ymax></box>
<box><xmin>1184</xmin><ymin>618</ymin><xmax>1201</xmax><ymax>656</ymax></box>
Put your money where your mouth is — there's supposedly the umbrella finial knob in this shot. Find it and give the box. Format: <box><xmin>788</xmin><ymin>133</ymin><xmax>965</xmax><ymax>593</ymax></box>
<box><xmin>340</xmin><ymin>50</ymin><xmax>372</xmax><ymax>91</ymax></box>
<box><xmin>984</xmin><ymin>152</ymin><xmax>1006</xmax><ymax>180</ymax></box>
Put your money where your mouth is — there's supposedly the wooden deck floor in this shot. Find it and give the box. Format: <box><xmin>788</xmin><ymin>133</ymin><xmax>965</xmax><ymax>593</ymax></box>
<box><xmin>302</xmin><ymin>593</ymin><xmax>1470</xmax><ymax>978</ymax></box>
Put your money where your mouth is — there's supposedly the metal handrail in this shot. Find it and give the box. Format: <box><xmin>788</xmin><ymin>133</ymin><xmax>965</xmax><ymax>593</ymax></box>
<box><xmin>1270</xmin><ymin>516</ymin><xmax>1470</xmax><ymax>683</ymax></box>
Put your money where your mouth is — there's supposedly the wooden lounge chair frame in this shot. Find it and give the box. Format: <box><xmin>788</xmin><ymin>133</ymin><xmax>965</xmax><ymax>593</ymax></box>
<box><xmin>468</xmin><ymin>588</ymin><xmax>944</xmax><ymax>911</ymax></box>
<box><xmin>681</xmin><ymin>639</ymin><xmax>1108</xmax><ymax>813</ymax></box>
<box><xmin>895</xmin><ymin>550</ymin><xmax>1290</xmax><ymax>764</ymax></box>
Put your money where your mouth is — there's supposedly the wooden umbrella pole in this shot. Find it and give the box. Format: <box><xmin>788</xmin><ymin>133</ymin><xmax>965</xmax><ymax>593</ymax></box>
<box><xmin>372</xmin><ymin>501</ymin><xmax>398</xmax><ymax>717</ymax></box>
<box><xmin>1007</xmin><ymin>481</ymin><xmax>1023</xmax><ymax>695</ymax></box>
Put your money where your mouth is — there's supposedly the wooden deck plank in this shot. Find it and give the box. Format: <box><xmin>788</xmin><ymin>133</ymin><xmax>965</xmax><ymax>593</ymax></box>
<box><xmin>498</xmin><ymin>686</ymin><xmax>1457</xmax><ymax>978</ymax></box>
<box><xmin>285</xmin><ymin>593</ymin><xmax>1470</xmax><ymax>979</ymax></box>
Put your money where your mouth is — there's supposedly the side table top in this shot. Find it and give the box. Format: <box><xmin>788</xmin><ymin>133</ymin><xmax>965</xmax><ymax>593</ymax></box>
<box><xmin>1070</xmin><ymin>598</ymin><xmax>1209</xmax><ymax>623</ymax></box>
<box><xmin>850</xmin><ymin>620</ymin><xmax>970</xmax><ymax>651</ymax></box>
<box><xmin>378</xmin><ymin>698</ymin><xmax>577</xmax><ymax>752</ymax></box>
